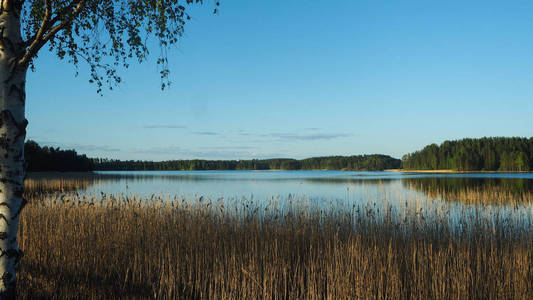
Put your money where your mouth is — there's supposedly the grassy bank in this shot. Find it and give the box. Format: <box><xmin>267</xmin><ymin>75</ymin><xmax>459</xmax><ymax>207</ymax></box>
<box><xmin>16</xmin><ymin>191</ymin><xmax>533</xmax><ymax>299</ymax></box>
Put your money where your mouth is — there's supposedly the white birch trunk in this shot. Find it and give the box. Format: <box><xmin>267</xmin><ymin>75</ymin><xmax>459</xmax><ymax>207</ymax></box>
<box><xmin>0</xmin><ymin>1</ymin><xmax>27</xmax><ymax>298</ymax></box>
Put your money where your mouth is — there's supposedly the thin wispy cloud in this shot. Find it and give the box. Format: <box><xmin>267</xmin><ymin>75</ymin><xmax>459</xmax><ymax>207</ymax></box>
<box><xmin>192</xmin><ymin>131</ymin><xmax>220</xmax><ymax>136</ymax></box>
<box><xmin>268</xmin><ymin>133</ymin><xmax>352</xmax><ymax>141</ymax></box>
<box><xmin>236</xmin><ymin>131</ymin><xmax>351</xmax><ymax>141</ymax></box>
<box><xmin>204</xmin><ymin>146</ymin><xmax>255</xmax><ymax>150</ymax></box>
<box><xmin>136</xmin><ymin>146</ymin><xmax>257</xmax><ymax>159</ymax></box>
<box><xmin>143</xmin><ymin>125</ymin><xmax>187</xmax><ymax>129</ymax></box>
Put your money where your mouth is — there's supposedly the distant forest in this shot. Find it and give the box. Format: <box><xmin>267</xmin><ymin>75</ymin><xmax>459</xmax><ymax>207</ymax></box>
<box><xmin>25</xmin><ymin>140</ymin><xmax>94</xmax><ymax>172</ymax></box>
<box><xmin>402</xmin><ymin>137</ymin><xmax>533</xmax><ymax>171</ymax></box>
<box><xmin>30</xmin><ymin>137</ymin><xmax>533</xmax><ymax>172</ymax></box>
<box><xmin>93</xmin><ymin>155</ymin><xmax>401</xmax><ymax>171</ymax></box>
<box><xmin>24</xmin><ymin>140</ymin><xmax>400</xmax><ymax>172</ymax></box>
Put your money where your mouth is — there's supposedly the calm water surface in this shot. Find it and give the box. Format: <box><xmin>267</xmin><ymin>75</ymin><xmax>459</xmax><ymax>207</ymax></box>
<box><xmin>91</xmin><ymin>170</ymin><xmax>533</xmax><ymax>200</ymax></box>
<box><xmin>29</xmin><ymin>170</ymin><xmax>533</xmax><ymax>225</ymax></box>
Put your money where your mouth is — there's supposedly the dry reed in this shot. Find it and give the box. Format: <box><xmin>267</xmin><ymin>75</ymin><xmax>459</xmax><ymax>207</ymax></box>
<box><xmin>15</xmin><ymin>189</ymin><xmax>533</xmax><ymax>299</ymax></box>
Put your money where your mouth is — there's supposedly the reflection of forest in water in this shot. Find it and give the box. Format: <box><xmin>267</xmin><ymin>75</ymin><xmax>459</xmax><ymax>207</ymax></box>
<box><xmin>24</xmin><ymin>172</ymin><xmax>397</xmax><ymax>194</ymax></box>
<box><xmin>24</xmin><ymin>173</ymin><xmax>100</xmax><ymax>194</ymax></box>
<box><xmin>403</xmin><ymin>177</ymin><xmax>533</xmax><ymax>204</ymax></box>
<box><xmin>25</xmin><ymin>172</ymin><xmax>533</xmax><ymax>205</ymax></box>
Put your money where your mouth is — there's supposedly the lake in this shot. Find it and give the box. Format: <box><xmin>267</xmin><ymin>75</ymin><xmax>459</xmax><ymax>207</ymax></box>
<box><xmin>90</xmin><ymin>171</ymin><xmax>533</xmax><ymax>204</ymax></box>
<box><xmin>22</xmin><ymin>170</ymin><xmax>533</xmax><ymax>297</ymax></box>
<box><xmin>25</xmin><ymin>170</ymin><xmax>533</xmax><ymax>224</ymax></box>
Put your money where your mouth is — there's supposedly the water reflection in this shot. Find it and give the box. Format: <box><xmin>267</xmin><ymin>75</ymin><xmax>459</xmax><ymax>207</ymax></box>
<box><xmin>403</xmin><ymin>177</ymin><xmax>533</xmax><ymax>204</ymax></box>
<box><xmin>23</xmin><ymin>171</ymin><xmax>533</xmax><ymax>228</ymax></box>
<box><xmin>24</xmin><ymin>171</ymin><xmax>533</xmax><ymax>206</ymax></box>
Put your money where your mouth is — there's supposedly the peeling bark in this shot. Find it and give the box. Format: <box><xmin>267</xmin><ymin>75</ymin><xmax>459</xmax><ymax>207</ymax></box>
<box><xmin>0</xmin><ymin>1</ymin><xmax>27</xmax><ymax>298</ymax></box>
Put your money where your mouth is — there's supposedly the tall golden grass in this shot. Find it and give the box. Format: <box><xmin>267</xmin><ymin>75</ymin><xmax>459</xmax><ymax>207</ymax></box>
<box><xmin>418</xmin><ymin>186</ymin><xmax>533</xmax><ymax>204</ymax></box>
<box><xmin>407</xmin><ymin>182</ymin><xmax>533</xmax><ymax>204</ymax></box>
<box><xmin>16</xmin><ymin>189</ymin><xmax>533</xmax><ymax>299</ymax></box>
<box><xmin>24</xmin><ymin>173</ymin><xmax>99</xmax><ymax>194</ymax></box>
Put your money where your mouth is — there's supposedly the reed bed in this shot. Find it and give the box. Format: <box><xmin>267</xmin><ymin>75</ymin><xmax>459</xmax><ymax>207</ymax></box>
<box><xmin>408</xmin><ymin>183</ymin><xmax>533</xmax><ymax>204</ymax></box>
<box><xmin>404</xmin><ymin>177</ymin><xmax>533</xmax><ymax>205</ymax></box>
<box><xmin>24</xmin><ymin>174</ymin><xmax>98</xmax><ymax>194</ymax></box>
<box><xmin>15</xmin><ymin>191</ymin><xmax>533</xmax><ymax>299</ymax></box>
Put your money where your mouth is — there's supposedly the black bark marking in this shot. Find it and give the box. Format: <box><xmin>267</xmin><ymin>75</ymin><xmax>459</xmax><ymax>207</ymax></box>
<box><xmin>0</xmin><ymin>271</ymin><xmax>11</xmax><ymax>288</ymax></box>
<box><xmin>14</xmin><ymin>119</ymin><xmax>27</xmax><ymax>142</ymax></box>
<box><xmin>0</xmin><ymin>134</ymin><xmax>8</xmax><ymax>154</ymax></box>
<box><xmin>0</xmin><ymin>214</ymin><xmax>7</xmax><ymax>225</ymax></box>
<box><xmin>0</xmin><ymin>272</ymin><xmax>10</xmax><ymax>281</ymax></box>
<box><xmin>0</xmin><ymin>178</ymin><xmax>19</xmax><ymax>186</ymax></box>
<box><xmin>0</xmin><ymin>27</ymin><xmax>15</xmax><ymax>55</ymax></box>
<box><xmin>11</xmin><ymin>197</ymin><xmax>25</xmax><ymax>220</ymax></box>
<box><xmin>0</xmin><ymin>248</ymin><xmax>21</xmax><ymax>259</ymax></box>
<box><xmin>13</xmin><ymin>249</ymin><xmax>22</xmax><ymax>271</ymax></box>
<box><xmin>0</xmin><ymin>110</ymin><xmax>27</xmax><ymax>148</ymax></box>
<box><xmin>7</xmin><ymin>83</ymin><xmax>24</xmax><ymax>104</ymax></box>
<box><xmin>3</xmin><ymin>69</ymin><xmax>15</xmax><ymax>85</ymax></box>
<box><xmin>0</xmin><ymin>269</ymin><xmax>15</xmax><ymax>298</ymax></box>
<box><xmin>0</xmin><ymin>232</ymin><xmax>6</xmax><ymax>240</ymax></box>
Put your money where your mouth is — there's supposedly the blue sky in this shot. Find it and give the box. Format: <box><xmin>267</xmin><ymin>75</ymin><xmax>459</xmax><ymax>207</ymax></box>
<box><xmin>26</xmin><ymin>0</ymin><xmax>533</xmax><ymax>160</ymax></box>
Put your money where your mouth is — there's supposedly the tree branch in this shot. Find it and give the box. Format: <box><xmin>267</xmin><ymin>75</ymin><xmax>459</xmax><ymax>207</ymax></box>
<box><xmin>20</xmin><ymin>0</ymin><xmax>52</xmax><ymax>55</ymax></box>
<box><xmin>18</xmin><ymin>0</ymin><xmax>87</xmax><ymax>67</ymax></box>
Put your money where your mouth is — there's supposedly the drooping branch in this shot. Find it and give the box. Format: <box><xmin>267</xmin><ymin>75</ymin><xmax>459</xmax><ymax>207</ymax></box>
<box><xmin>16</xmin><ymin>0</ymin><xmax>215</xmax><ymax>93</ymax></box>
<box><xmin>20</xmin><ymin>0</ymin><xmax>51</xmax><ymax>52</ymax></box>
<box><xmin>18</xmin><ymin>0</ymin><xmax>87</xmax><ymax>67</ymax></box>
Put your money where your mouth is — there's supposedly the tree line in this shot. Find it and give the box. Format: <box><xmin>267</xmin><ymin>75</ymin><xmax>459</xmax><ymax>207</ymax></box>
<box><xmin>25</xmin><ymin>137</ymin><xmax>533</xmax><ymax>172</ymax></box>
<box><xmin>23</xmin><ymin>140</ymin><xmax>400</xmax><ymax>172</ymax></box>
<box><xmin>402</xmin><ymin>137</ymin><xmax>533</xmax><ymax>171</ymax></box>
<box><xmin>92</xmin><ymin>154</ymin><xmax>401</xmax><ymax>171</ymax></box>
<box><xmin>25</xmin><ymin>140</ymin><xmax>94</xmax><ymax>172</ymax></box>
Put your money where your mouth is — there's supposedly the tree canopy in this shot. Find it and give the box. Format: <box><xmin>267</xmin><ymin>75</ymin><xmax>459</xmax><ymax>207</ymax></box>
<box><xmin>92</xmin><ymin>154</ymin><xmax>401</xmax><ymax>171</ymax></box>
<box><xmin>25</xmin><ymin>140</ymin><xmax>93</xmax><ymax>171</ymax></box>
<box><xmin>18</xmin><ymin>0</ymin><xmax>215</xmax><ymax>92</ymax></box>
<box><xmin>402</xmin><ymin>137</ymin><xmax>533</xmax><ymax>171</ymax></box>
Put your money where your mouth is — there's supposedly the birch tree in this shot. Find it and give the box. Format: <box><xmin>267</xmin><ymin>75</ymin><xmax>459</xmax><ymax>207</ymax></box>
<box><xmin>0</xmin><ymin>0</ymin><xmax>215</xmax><ymax>297</ymax></box>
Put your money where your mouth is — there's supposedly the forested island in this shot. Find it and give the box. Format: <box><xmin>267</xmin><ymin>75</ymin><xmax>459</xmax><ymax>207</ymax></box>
<box><xmin>402</xmin><ymin>137</ymin><xmax>533</xmax><ymax>171</ymax></box>
<box><xmin>93</xmin><ymin>154</ymin><xmax>401</xmax><ymax>171</ymax></box>
<box><xmin>24</xmin><ymin>140</ymin><xmax>401</xmax><ymax>171</ymax></box>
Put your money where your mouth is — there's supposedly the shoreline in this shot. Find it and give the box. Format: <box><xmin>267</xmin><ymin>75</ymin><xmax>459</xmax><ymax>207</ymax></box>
<box><xmin>385</xmin><ymin>169</ymin><xmax>533</xmax><ymax>174</ymax></box>
<box><xmin>28</xmin><ymin>169</ymin><xmax>533</xmax><ymax>174</ymax></box>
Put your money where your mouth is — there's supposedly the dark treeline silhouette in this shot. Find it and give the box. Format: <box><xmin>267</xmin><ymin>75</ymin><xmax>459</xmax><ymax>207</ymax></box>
<box><xmin>93</xmin><ymin>155</ymin><xmax>401</xmax><ymax>171</ymax></box>
<box><xmin>23</xmin><ymin>140</ymin><xmax>400</xmax><ymax>172</ymax></box>
<box><xmin>25</xmin><ymin>140</ymin><xmax>94</xmax><ymax>172</ymax></box>
<box><xmin>402</xmin><ymin>137</ymin><xmax>533</xmax><ymax>171</ymax></box>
